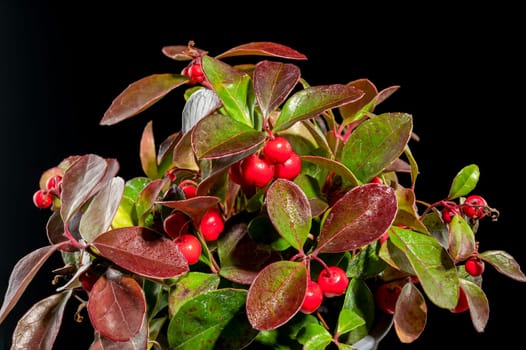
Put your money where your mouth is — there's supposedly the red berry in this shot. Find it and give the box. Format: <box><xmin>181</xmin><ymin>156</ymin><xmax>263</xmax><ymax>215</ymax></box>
<box><xmin>45</xmin><ymin>175</ymin><xmax>62</xmax><ymax>192</ymax></box>
<box><xmin>370</xmin><ymin>176</ymin><xmax>383</xmax><ymax>184</ymax></box>
<box><xmin>241</xmin><ymin>153</ymin><xmax>274</xmax><ymax>188</ymax></box>
<box><xmin>379</xmin><ymin>231</ymin><xmax>389</xmax><ymax>244</ymax></box>
<box><xmin>199</xmin><ymin>207</ymin><xmax>225</xmax><ymax>241</ymax></box>
<box><xmin>451</xmin><ymin>287</ymin><xmax>469</xmax><ymax>313</ymax></box>
<box><xmin>300</xmin><ymin>280</ymin><xmax>324</xmax><ymax>314</ymax></box>
<box><xmin>228</xmin><ymin>161</ymin><xmax>246</xmax><ymax>186</ymax></box>
<box><xmin>317</xmin><ymin>266</ymin><xmax>349</xmax><ymax>298</ymax></box>
<box><xmin>462</xmin><ymin>194</ymin><xmax>487</xmax><ymax>219</ymax></box>
<box><xmin>163</xmin><ymin>211</ymin><xmax>192</xmax><ymax>240</ymax></box>
<box><xmin>274</xmin><ymin>152</ymin><xmax>301</xmax><ymax>180</ymax></box>
<box><xmin>263</xmin><ymin>136</ymin><xmax>293</xmax><ymax>164</ymax></box>
<box><xmin>33</xmin><ymin>189</ymin><xmax>53</xmax><ymax>209</ymax></box>
<box><xmin>465</xmin><ymin>256</ymin><xmax>485</xmax><ymax>277</ymax></box>
<box><xmin>375</xmin><ymin>283</ymin><xmax>402</xmax><ymax>314</ymax></box>
<box><xmin>188</xmin><ymin>63</ymin><xmax>204</xmax><ymax>84</ymax></box>
<box><xmin>179</xmin><ymin>180</ymin><xmax>198</xmax><ymax>199</ymax></box>
<box><xmin>78</xmin><ymin>267</ymin><xmax>101</xmax><ymax>293</ymax></box>
<box><xmin>442</xmin><ymin>206</ymin><xmax>460</xmax><ymax>223</ymax></box>
<box><xmin>176</xmin><ymin>234</ymin><xmax>202</xmax><ymax>265</ymax></box>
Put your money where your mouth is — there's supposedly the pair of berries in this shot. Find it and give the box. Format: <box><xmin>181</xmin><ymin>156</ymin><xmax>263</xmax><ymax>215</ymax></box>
<box><xmin>32</xmin><ymin>175</ymin><xmax>63</xmax><ymax>209</ymax></box>
<box><xmin>181</xmin><ymin>61</ymin><xmax>205</xmax><ymax>85</ymax></box>
<box><xmin>442</xmin><ymin>194</ymin><xmax>488</xmax><ymax>223</ymax></box>
<box><xmin>229</xmin><ymin>136</ymin><xmax>302</xmax><ymax>189</ymax></box>
<box><xmin>300</xmin><ymin>266</ymin><xmax>349</xmax><ymax>314</ymax></box>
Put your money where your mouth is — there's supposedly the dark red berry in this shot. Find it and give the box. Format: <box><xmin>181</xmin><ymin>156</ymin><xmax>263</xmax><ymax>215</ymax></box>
<box><xmin>451</xmin><ymin>287</ymin><xmax>469</xmax><ymax>313</ymax></box>
<box><xmin>375</xmin><ymin>283</ymin><xmax>402</xmax><ymax>314</ymax></box>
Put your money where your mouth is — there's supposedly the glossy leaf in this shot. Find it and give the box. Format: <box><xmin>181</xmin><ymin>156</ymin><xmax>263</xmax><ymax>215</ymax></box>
<box><xmin>341</xmin><ymin>278</ymin><xmax>375</xmax><ymax>345</ymax></box>
<box><xmin>336</xmin><ymin>307</ymin><xmax>366</xmax><ymax>336</ymax></box>
<box><xmin>393</xmin><ymin>188</ymin><xmax>429</xmax><ymax>234</ymax></box>
<box><xmin>346</xmin><ymin>243</ymin><xmax>387</xmax><ymax>280</ymax></box>
<box><xmin>201</xmin><ymin>55</ymin><xmax>252</xmax><ymax>126</ymax></box>
<box><xmin>246</xmin><ymin>260</ymin><xmax>307</xmax><ymax>330</ymax></box>
<box><xmin>168</xmin><ymin>272</ymin><xmax>220</xmax><ymax>317</ymax></box>
<box><xmin>88</xmin><ymin>269</ymin><xmax>146</xmax><ymax>342</ymax></box>
<box><xmin>60</xmin><ymin>154</ymin><xmax>111</xmax><ymax>222</ymax></box>
<box><xmin>218</xmin><ymin>220</ymin><xmax>280</xmax><ymax>284</ymax></box>
<box><xmin>388</xmin><ymin>226</ymin><xmax>458</xmax><ymax>309</ymax></box>
<box><xmin>460</xmin><ymin>278</ymin><xmax>489</xmax><ymax>332</ymax></box>
<box><xmin>378</xmin><ymin>239</ymin><xmax>416</xmax><ymax>275</ymax></box>
<box><xmin>91</xmin><ymin>226</ymin><xmax>189</xmax><ymax>279</ymax></box>
<box><xmin>253</xmin><ymin>60</ymin><xmax>300</xmax><ymax>118</ymax></box>
<box><xmin>0</xmin><ymin>244</ymin><xmax>62</xmax><ymax>324</ymax></box>
<box><xmin>274</xmin><ymin>84</ymin><xmax>364</xmax><ymax>132</ymax></box>
<box><xmin>316</xmin><ymin>183</ymin><xmax>397</xmax><ymax>254</ymax></box>
<box><xmin>11</xmin><ymin>290</ymin><xmax>72</xmax><ymax>350</ymax></box>
<box><xmin>192</xmin><ymin>113</ymin><xmax>266</xmax><ymax>159</ymax></box>
<box><xmin>301</xmin><ymin>155</ymin><xmax>360</xmax><ymax>186</ymax></box>
<box><xmin>266</xmin><ymin>179</ymin><xmax>311</xmax><ymax>251</ymax></box>
<box><xmin>479</xmin><ymin>250</ymin><xmax>526</xmax><ymax>281</ymax></box>
<box><xmin>100</xmin><ymin>73</ymin><xmax>188</xmax><ymax>126</ymax></box>
<box><xmin>339</xmin><ymin>78</ymin><xmax>378</xmax><ymax>122</ymax></box>
<box><xmin>182</xmin><ymin>88</ymin><xmax>222</xmax><ymax>133</ymax></box>
<box><xmin>447</xmin><ymin>164</ymin><xmax>480</xmax><ymax>200</ymax></box>
<box><xmin>215</xmin><ymin>41</ymin><xmax>307</xmax><ymax>60</ymax></box>
<box><xmin>168</xmin><ymin>289</ymin><xmax>254</xmax><ymax>349</ymax></box>
<box><xmin>341</xmin><ymin>113</ymin><xmax>413</xmax><ymax>183</ymax></box>
<box><xmin>296</xmin><ymin>323</ymin><xmax>332</xmax><ymax>349</ymax></box>
<box><xmin>89</xmin><ymin>315</ymin><xmax>148</xmax><ymax>350</ymax></box>
<box><xmin>139</xmin><ymin>120</ymin><xmax>158</xmax><ymax>179</ymax></box>
<box><xmin>448</xmin><ymin>215</ymin><xmax>476</xmax><ymax>263</ymax></box>
<box><xmin>156</xmin><ymin>195</ymin><xmax>221</xmax><ymax>223</ymax></box>
<box><xmin>80</xmin><ymin>176</ymin><xmax>125</xmax><ymax>242</ymax></box>
<box><xmin>393</xmin><ymin>283</ymin><xmax>427</xmax><ymax>343</ymax></box>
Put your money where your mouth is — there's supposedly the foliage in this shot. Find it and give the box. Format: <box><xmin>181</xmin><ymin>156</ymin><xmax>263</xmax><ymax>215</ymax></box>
<box><xmin>2</xmin><ymin>40</ymin><xmax>525</xmax><ymax>350</ymax></box>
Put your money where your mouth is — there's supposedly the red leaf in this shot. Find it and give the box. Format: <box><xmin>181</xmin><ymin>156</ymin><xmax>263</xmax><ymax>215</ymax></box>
<box><xmin>89</xmin><ymin>317</ymin><xmax>148</xmax><ymax>350</ymax></box>
<box><xmin>0</xmin><ymin>244</ymin><xmax>62</xmax><ymax>324</ymax></box>
<box><xmin>91</xmin><ymin>227</ymin><xmax>189</xmax><ymax>279</ymax></box>
<box><xmin>88</xmin><ymin>269</ymin><xmax>146</xmax><ymax>342</ymax></box>
<box><xmin>216</xmin><ymin>42</ymin><xmax>307</xmax><ymax>60</ymax></box>
<box><xmin>11</xmin><ymin>290</ymin><xmax>72</xmax><ymax>350</ymax></box>
<box><xmin>315</xmin><ymin>183</ymin><xmax>398</xmax><ymax>253</ymax></box>
<box><xmin>156</xmin><ymin>196</ymin><xmax>221</xmax><ymax>223</ymax></box>
<box><xmin>100</xmin><ymin>74</ymin><xmax>188</xmax><ymax>126</ymax></box>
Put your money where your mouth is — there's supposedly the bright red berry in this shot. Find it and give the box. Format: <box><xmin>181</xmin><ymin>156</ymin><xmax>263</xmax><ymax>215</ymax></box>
<box><xmin>176</xmin><ymin>234</ymin><xmax>202</xmax><ymax>265</ymax></box>
<box><xmin>375</xmin><ymin>283</ymin><xmax>402</xmax><ymax>315</ymax></box>
<box><xmin>274</xmin><ymin>152</ymin><xmax>301</xmax><ymax>180</ymax></box>
<box><xmin>465</xmin><ymin>256</ymin><xmax>485</xmax><ymax>277</ymax></box>
<box><xmin>33</xmin><ymin>189</ymin><xmax>53</xmax><ymax>209</ymax></box>
<box><xmin>300</xmin><ymin>280</ymin><xmax>324</xmax><ymax>314</ymax></box>
<box><xmin>163</xmin><ymin>211</ymin><xmax>192</xmax><ymax>240</ymax></box>
<box><xmin>317</xmin><ymin>266</ymin><xmax>349</xmax><ymax>298</ymax></box>
<box><xmin>199</xmin><ymin>207</ymin><xmax>225</xmax><ymax>241</ymax></box>
<box><xmin>188</xmin><ymin>63</ymin><xmax>205</xmax><ymax>84</ymax></box>
<box><xmin>179</xmin><ymin>180</ymin><xmax>198</xmax><ymax>199</ymax></box>
<box><xmin>241</xmin><ymin>153</ymin><xmax>274</xmax><ymax>188</ymax></box>
<box><xmin>462</xmin><ymin>194</ymin><xmax>487</xmax><ymax>219</ymax></box>
<box><xmin>442</xmin><ymin>206</ymin><xmax>460</xmax><ymax>224</ymax></box>
<box><xmin>263</xmin><ymin>136</ymin><xmax>293</xmax><ymax>164</ymax></box>
<box><xmin>45</xmin><ymin>175</ymin><xmax>62</xmax><ymax>191</ymax></box>
<box><xmin>370</xmin><ymin>176</ymin><xmax>383</xmax><ymax>184</ymax></box>
<box><xmin>451</xmin><ymin>287</ymin><xmax>469</xmax><ymax>313</ymax></box>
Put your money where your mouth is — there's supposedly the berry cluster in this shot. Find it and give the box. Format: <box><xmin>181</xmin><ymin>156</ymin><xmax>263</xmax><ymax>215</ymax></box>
<box><xmin>229</xmin><ymin>136</ymin><xmax>301</xmax><ymax>189</ymax></box>
<box><xmin>300</xmin><ymin>265</ymin><xmax>349</xmax><ymax>314</ymax></box>
<box><xmin>441</xmin><ymin>194</ymin><xmax>490</xmax><ymax>224</ymax></box>
<box><xmin>32</xmin><ymin>175</ymin><xmax>63</xmax><ymax>209</ymax></box>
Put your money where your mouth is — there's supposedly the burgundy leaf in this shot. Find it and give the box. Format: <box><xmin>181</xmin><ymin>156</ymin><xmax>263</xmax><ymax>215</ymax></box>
<box><xmin>91</xmin><ymin>227</ymin><xmax>189</xmax><ymax>279</ymax></box>
<box><xmin>253</xmin><ymin>60</ymin><xmax>301</xmax><ymax>118</ymax></box>
<box><xmin>0</xmin><ymin>244</ymin><xmax>63</xmax><ymax>324</ymax></box>
<box><xmin>215</xmin><ymin>41</ymin><xmax>307</xmax><ymax>60</ymax></box>
<box><xmin>161</xmin><ymin>44</ymin><xmax>208</xmax><ymax>61</ymax></box>
<box><xmin>339</xmin><ymin>78</ymin><xmax>378</xmax><ymax>120</ymax></box>
<box><xmin>46</xmin><ymin>211</ymin><xmax>77</xmax><ymax>252</ymax></box>
<box><xmin>140</xmin><ymin>120</ymin><xmax>158</xmax><ymax>179</ymax></box>
<box><xmin>156</xmin><ymin>196</ymin><xmax>221</xmax><ymax>223</ymax></box>
<box><xmin>315</xmin><ymin>183</ymin><xmax>398</xmax><ymax>254</ymax></box>
<box><xmin>157</xmin><ymin>131</ymin><xmax>181</xmax><ymax>166</ymax></box>
<box><xmin>11</xmin><ymin>290</ymin><xmax>72</xmax><ymax>350</ymax></box>
<box><xmin>393</xmin><ymin>283</ymin><xmax>427</xmax><ymax>343</ymax></box>
<box><xmin>88</xmin><ymin>269</ymin><xmax>146</xmax><ymax>342</ymax></box>
<box><xmin>100</xmin><ymin>74</ymin><xmax>188</xmax><ymax>126</ymax></box>
<box><xmin>246</xmin><ymin>260</ymin><xmax>307</xmax><ymax>330</ymax></box>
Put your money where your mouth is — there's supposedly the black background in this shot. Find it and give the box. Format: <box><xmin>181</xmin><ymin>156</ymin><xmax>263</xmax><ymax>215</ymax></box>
<box><xmin>1</xmin><ymin>2</ymin><xmax>524</xmax><ymax>349</ymax></box>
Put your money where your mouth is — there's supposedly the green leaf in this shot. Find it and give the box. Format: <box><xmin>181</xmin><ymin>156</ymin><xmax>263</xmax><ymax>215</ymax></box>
<box><xmin>167</xmin><ymin>289</ymin><xmax>255</xmax><ymax>349</ymax></box>
<box><xmin>191</xmin><ymin>113</ymin><xmax>265</xmax><ymax>159</ymax></box>
<box><xmin>447</xmin><ymin>164</ymin><xmax>480</xmax><ymax>200</ymax></box>
<box><xmin>393</xmin><ymin>283</ymin><xmax>427</xmax><ymax>343</ymax></box>
<box><xmin>393</xmin><ymin>188</ymin><xmax>429</xmax><ymax>234</ymax></box>
<box><xmin>201</xmin><ymin>55</ymin><xmax>252</xmax><ymax>126</ymax></box>
<box><xmin>337</xmin><ymin>308</ymin><xmax>366</xmax><ymax>336</ymax></box>
<box><xmin>266</xmin><ymin>179</ymin><xmax>312</xmax><ymax>251</ymax></box>
<box><xmin>479</xmin><ymin>250</ymin><xmax>526</xmax><ymax>282</ymax></box>
<box><xmin>301</xmin><ymin>155</ymin><xmax>361</xmax><ymax>187</ymax></box>
<box><xmin>168</xmin><ymin>272</ymin><xmax>220</xmax><ymax>317</ymax></box>
<box><xmin>274</xmin><ymin>84</ymin><xmax>364</xmax><ymax>132</ymax></box>
<box><xmin>346</xmin><ymin>242</ymin><xmax>387</xmax><ymax>279</ymax></box>
<box><xmin>246</xmin><ymin>260</ymin><xmax>307</xmax><ymax>330</ymax></box>
<box><xmin>296</xmin><ymin>323</ymin><xmax>332</xmax><ymax>349</ymax></box>
<box><xmin>100</xmin><ymin>73</ymin><xmax>188</xmax><ymax>126</ymax></box>
<box><xmin>11</xmin><ymin>290</ymin><xmax>72</xmax><ymax>350</ymax></box>
<box><xmin>388</xmin><ymin>226</ymin><xmax>458</xmax><ymax>309</ymax></box>
<box><xmin>448</xmin><ymin>215</ymin><xmax>476</xmax><ymax>263</ymax></box>
<box><xmin>341</xmin><ymin>113</ymin><xmax>413</xmax><ymax>183</ymax></box>
<box><xmin>460</xmin><ymin>278</ymin><xmax>489</xmax><ymax>332</ymax></box>
<box><xmin>341</xmin><ymin>278</ymin><xmax>375</xmax><ymax>345</ymax></box>
<box><xmin>316</xmin><ymin>183</ymin><xmax>397</xmax><ymax>254</ymax></box>
<box><xmin>140</xmin><ymin>120</ymin><xmax>158</xmax><ymax>179</ymax></box>
<box><xmin>111</xmin><ymin>177</ymin><xmax>151</xmax><ymax>228</ymax></box>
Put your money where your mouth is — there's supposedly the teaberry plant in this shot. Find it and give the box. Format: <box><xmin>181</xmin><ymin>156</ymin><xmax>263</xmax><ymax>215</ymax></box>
<box><xmin>1</xmin><ymin>40</ymin><xmax>525</xmax><ymax>350</ymax></box>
